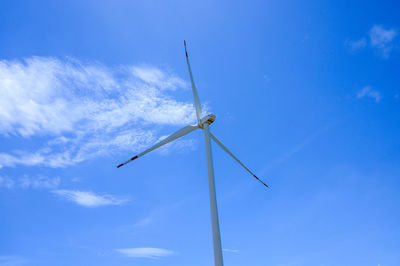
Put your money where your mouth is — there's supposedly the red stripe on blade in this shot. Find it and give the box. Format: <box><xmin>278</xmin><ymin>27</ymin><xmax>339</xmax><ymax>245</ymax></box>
<box><xmin>130</xmin><ymin>155</ymin><xmax>138</xmax><ymax>161</ymax></box>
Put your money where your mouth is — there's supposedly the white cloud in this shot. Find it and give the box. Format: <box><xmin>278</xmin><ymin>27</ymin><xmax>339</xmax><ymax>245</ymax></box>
<box><xmin>357</xmin><ymin>86</ymin><xmax>381</xmax><ymax>103</ymax></box>
<box><xmin>346</xmin><ymin>25</ymin><xmax>397</xmax><ymax>58</ymax></box>
<box><xmin>0</xmin><ymin>57</ymin><xmax>198</xmax><ymax>168</ymax></box>
<box><xmin>115</xmin><ymin>247</ymin><xmax>175</xmax><ymax>259</ymax></box>
<box><xmin>369</xmin><ymin>25</ymin><xmax>397</xmax><ymax>57</ymax></box>
<box><xmin>0</xmin><ymin>175</ymin><xmax>60</xmax><ymax>189</ymax></box>
<box><xmin>53</xmin><ymin>189</ymin><xmax>128</xmax><ymax>207</ymax></box>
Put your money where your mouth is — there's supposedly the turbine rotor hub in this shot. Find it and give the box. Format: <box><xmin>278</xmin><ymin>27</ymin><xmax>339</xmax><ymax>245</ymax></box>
<box><xmin>200</xmin><ymin>113</ymin><xmax>216</xmax><ymax>127</ymax></box>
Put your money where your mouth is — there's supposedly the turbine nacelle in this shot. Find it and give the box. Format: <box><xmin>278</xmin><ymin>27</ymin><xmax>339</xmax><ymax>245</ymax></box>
<box><xmin>200</xmin><ymin>113</ymin><xmax>216</xmax><ymax>127</ymax></box>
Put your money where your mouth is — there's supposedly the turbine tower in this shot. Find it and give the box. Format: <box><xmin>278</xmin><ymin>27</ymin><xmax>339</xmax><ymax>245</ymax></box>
<box><xmin>117</xmin><ymin>41</ymin><xmax>268</xmax><ymax>266</ymax></box>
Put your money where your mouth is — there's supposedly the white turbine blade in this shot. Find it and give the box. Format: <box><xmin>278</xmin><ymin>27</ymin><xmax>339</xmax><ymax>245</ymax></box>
<box><xmin>184</xmin><ymin>40</ymin><xmax>202</xmax><ymax>123</ymax></box>
<box><xmin>117</xmin><ymin>124</ymin><xmax>199</xmax><ymax>168</ymax></box>
<box><xmin>209</xmin><ymin>133</ymin><xmax>269</xmax><ymax>188</ymax></box>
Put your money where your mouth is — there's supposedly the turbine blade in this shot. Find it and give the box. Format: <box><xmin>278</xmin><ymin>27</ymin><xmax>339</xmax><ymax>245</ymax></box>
<box><xmin>117</xmin><ymin>124</ymin><xmax>199</xmax><ymax>168</ymax></box>
<box><xmin>209</xmin><ymin>133</ymin><xmax>269</xmax><ymax>188</ymax></box>
<box><xmin>184</xmin><ymin>40</ymin><xmax>202</xmax><ymax>123</ymax></box>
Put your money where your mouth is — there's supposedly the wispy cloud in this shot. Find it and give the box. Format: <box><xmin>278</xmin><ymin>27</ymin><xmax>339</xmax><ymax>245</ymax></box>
<box><xmin>133</xmin><ymin>215</ymin><xmax>155</xmax><ymax>227</ymax></box>
<box><xmin>53</xmin><ymin>189</ymin><xmax>128</xmax><ymax>207</ymax></box>
<box><xmin>357</xmin><ymin>86</ymin><xmax>381</xmax><ymax>103</ymax></box>
<box><xmin>0</xmin><ymin>255</ymin><xmax>30</xmax><ymax>266</ymax></box>
<box><xmin>155</xmin><ymin>136</ymin><xmax>198</xmax><ymax>155</ymax></box>
<box><xmin>369</xmin><ymin>25</ymin><xmax>398</xmax><ymax>58</ymax></box>
<box><xmin>345</xmin><ymin>38</ymin><xmax>367</xmax><ymax>52</ymax></box>
<box><xmin>223</xmin><ymin>248</ymin><xmax>239</xmax><ymax>253</ymax></box>
<box><xmin>115</xmin><ymin>247</ymin><xmax>175</xmax><ymax>259</ymax></box>
<box><xmin>262</xmin><ymin>123</ymin><xmax>336</xmax><ymax>175</ymax></box>
<box><xmin>0</xmin><ymin>57</ymin><xmax>197</xmax><ymax>169</ymax></box>
<box><xmin>131</xmin><ymin>66</ymin><xmax>186</xmax><ymax>91</ymax></box>
<box><xmin>346</xmin><ymin>25</ymin><xmax>397</xmax><ymax>58</ymax></box>
<box><xmin>0</xmin><ymin>176</ymin><xmax>126</xmax><ymax>208</ymax></box>
<box><xmin>0</xmin><ymin>175</ymin><xmax>60</xmax><ymax>189</ymax></box>
<box><xmin>0</xmin><ymin>176</ymin><xmax>15</xmax><ymax>189</ymax></box>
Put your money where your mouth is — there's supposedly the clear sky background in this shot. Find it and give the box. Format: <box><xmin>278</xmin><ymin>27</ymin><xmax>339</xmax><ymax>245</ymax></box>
<box><xmin>0</xmin><ymin>0</ymin><xmax>399</xmax><ymax>265</ymax></box>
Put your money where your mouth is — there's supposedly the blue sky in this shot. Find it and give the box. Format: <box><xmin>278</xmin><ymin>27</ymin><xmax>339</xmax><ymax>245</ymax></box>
<box><xmin>0</xmin><ymin>0</ymin><xmax>399</xmax><ymax>265</ymax></box>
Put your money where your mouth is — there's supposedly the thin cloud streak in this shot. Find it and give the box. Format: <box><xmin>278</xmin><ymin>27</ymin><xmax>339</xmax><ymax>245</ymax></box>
<box><xmin>0</xmin><ymin>175</ymin><xmax>60</xmax><ymax>189</ymax></box>
<box><xmin>155</xmin><ymin>136</ymin><xmax>198</xmax><ymax>155</ymax></box>
<box><xmin>262</xmin><ymin>123</ymin><xmax>336</xmax><ymax>175</ymax></box>
<box><xmin>53</xmin><ymin>189</ymin><xmax>129</xmax><ymax>207</ymax></box>
<box><xmin>115</xmin><ymin>247</ymin><xmax>175</xmax><ymax>259</ymax></box>
<box><xmin>0</xmin><ymin>255</ymin><xmax>30</xmax><ymax>266</ymax></box>
<box><xmin>223</xmin><ymin>248</ymin><xmax>239</xmax><ymax>253</ymax></box>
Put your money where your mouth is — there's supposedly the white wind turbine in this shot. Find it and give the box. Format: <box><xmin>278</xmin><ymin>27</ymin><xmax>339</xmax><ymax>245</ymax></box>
<box><xmin>117</xmin><ymin>41</ymin><xmax>268</xmax><ymax>266</ymax></box>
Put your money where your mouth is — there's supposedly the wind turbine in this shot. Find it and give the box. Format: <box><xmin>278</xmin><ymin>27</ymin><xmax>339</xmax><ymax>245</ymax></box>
<box><xmin>117</xmin><ymin>41</ymin><xmax>268</xmax><ymax>266</ymax></box>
